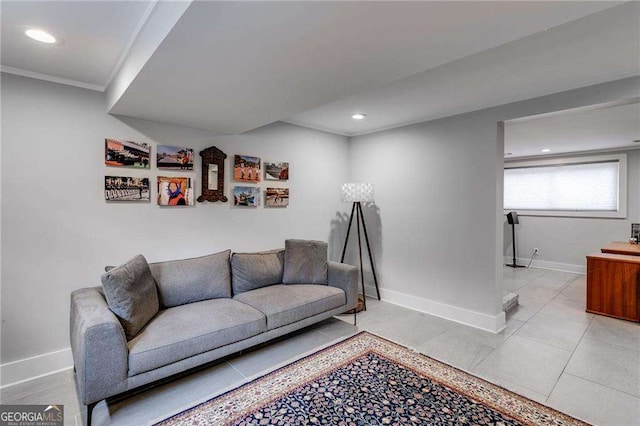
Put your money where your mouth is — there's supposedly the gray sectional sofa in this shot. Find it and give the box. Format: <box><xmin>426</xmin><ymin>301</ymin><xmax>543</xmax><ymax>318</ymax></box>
<box><xmin>70</xmin><ymin>240</ymin><xmax>358</xmax><ymax>426</ymax></box>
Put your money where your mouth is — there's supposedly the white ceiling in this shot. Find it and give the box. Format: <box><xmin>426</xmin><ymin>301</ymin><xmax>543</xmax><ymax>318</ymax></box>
<box><xmin>0</xmin><ymin>1</ymin><xmax>153</xmax><ymax>90</ymax></box>
<box><xmin>505</xmin><ymin>102</ymin><xmax>640</xmax><ymax>159</ymax></box>
<box><xmin>1</xmin><ymin>1</ymin><xmax>638</xmax><ymax>143</ymax></box>
<box><xmin>287</xmin><ymin>2</ymin><xmax>640</xmax><ymax>136</ymax></box>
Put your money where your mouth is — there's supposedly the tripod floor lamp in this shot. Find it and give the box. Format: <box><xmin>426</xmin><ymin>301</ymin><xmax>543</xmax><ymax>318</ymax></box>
<box><xmin>506</xmin><ymin>211</ymin><xmax>525</xmax><ymax>268</ymax></box>
<box><xmin>340</xmin><ymin>183</ymin><xmax>381</xmax><ymax>311</ymax></box>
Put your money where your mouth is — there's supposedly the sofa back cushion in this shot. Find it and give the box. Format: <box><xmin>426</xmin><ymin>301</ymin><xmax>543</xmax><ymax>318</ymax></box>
<box><xmin>101</xmin><ymin>254</ymin><xmax>159</xmax><ymax>340</ymax></box>
<box><xmin>282</xmin><ymin>239</ymin><xmax>328</xmax><ymax>285</ymax></box>
<box><xmin>231</xmin><ymin>249</ymin><xmax>284</xmax><ymax>295</ymax></box>
<box><xmin>148</xmin><ymin>250</ymin><xmax>231</xmax><ymax>308</ymax></box>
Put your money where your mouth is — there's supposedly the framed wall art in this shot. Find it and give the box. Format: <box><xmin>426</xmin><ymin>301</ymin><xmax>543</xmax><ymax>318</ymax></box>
<box><xmin>158</xmin><ymin>176</ymin><xmax>194</xmax><ymax>206</ymax></box>
<box><xmin>233</xmin><ymin>155</ymin><xmax>261</xmax><ymax>182</ymax></box>
<box><xmin>157</xmin><ymin>145</ymin><xmax>194</xmax><ymax>170</ymax></box>
<box><xmin>264</xmin><ymin>161</ymin><xmax>289</xmax><ymax>181</ymax></box>
<box><xmin>104</xmin><ymin>176</ymin><xmax>150</xmax><ymax>202</ymax></box>
<box><xmin>197</xmin><ymin>146</ymin><xmax>227</xmax><ymax>203</ymax></box>
<box><xmin>233</xmin><ymin>186</ymin><xmax>260</xmax><ymax>208</ymax></box>
<box><xmin>105</xmin><ymin>138</ymin><xmax>150</xmax><ymax>168</ymax></box>
<box><xmin>265</xmin><ymin>187</ymin><xmax>289</xmax><ymax>208</ymax></box>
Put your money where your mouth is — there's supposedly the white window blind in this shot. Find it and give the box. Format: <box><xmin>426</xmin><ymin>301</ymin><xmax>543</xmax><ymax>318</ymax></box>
<box><xmin>504</xmin><ymin>161</ymin><xmax>619</xmax><ymax>211</ymax></box>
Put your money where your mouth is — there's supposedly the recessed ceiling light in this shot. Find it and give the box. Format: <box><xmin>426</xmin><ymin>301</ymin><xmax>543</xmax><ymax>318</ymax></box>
<box><xmin>25</xmin><ymin>29</ymin><xmax>57</xmax><ymax>44</ymax></box>
<box><xmin>351</xmin><ymin>113</ymin><xmax>366</xmax><ymax>120</ymax></box>
<box><xmin>541</xmin><ymin>148</ymin><xmax>551</xmax><ymax>153</ymax></box>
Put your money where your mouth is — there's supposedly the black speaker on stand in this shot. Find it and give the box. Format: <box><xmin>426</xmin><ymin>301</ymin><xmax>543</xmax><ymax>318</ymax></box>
<box><xmin>506</xmin><ymin>211</ymin><xmax>525</xmax><ymax>268</ymax></box>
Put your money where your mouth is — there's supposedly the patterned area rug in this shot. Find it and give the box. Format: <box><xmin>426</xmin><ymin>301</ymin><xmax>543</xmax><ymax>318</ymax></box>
<box><xmin>157</xmin><ymin>332</ymin><xmax>588</xmax><ymax>425</ymax></box>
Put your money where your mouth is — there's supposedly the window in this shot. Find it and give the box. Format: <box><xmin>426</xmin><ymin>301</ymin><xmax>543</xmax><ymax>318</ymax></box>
<box><xmin>504</xmin><ymin>154</ymin><xmax>627</xmax><ymax>218</ymax></box>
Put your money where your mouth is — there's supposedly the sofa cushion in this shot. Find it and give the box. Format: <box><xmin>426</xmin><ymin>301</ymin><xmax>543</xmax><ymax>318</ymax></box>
<box><xmin>148</xmin><ymin>250</ymin><xmax>231</xmax><ymax>308</ymax></box>
<box><xmin>282</xmin><ymin>239</ymin><xmax>328</xmax><ymax>285</ymax></box>
<box><xmin>233</xmin><ymin>284</ymin><xmax>345</xmax><ymax>330</ymax></box>
<box><xmin>101</xmin><ymin>255</ymin><xmax>159</xmax><ymax>341</ymax></box>
<box><xmin>231</xmin><ymin>249</ymin><xmax>284</xmax><ymax>295</ymax></box>
<box><xmin>127</xmin><ymin>298</ymin><xmax>266</xmax><ymax>376</ymax></box>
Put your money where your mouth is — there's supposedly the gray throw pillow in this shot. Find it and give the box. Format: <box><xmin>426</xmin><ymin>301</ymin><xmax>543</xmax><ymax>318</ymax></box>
<box><xmin>101</xmin><ymin>254</ymin><xmax>159</xmax><ymax>340</ymax></box>
<box><xmin>231</xmin><ymin>249</ymin><xmax>284</xmax><ymax>294</ymax></box>
<box><xmin>282</xmin><ymin>239</ymin><xmax>328</xmax><ymax>285</ymax></box>
<box><xmin>148</xmin><ymin>250</ymin><xmax>231</xmax><ymax>308</ymax></box>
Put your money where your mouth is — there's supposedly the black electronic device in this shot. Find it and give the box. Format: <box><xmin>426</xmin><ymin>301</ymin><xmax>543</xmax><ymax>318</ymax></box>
<box><xmin>507</xmin><ymin>211</ymin><xmax>519</xmax><ymax>225</ymax></box>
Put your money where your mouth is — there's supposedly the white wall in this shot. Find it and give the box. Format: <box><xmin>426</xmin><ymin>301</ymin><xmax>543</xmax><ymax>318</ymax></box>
<box><xmin>349</xmin><ymin>76</ymin><xmax>640</xmax><ymax>332</ymax></box>
<box><xmin>504</xmin><ymin>150</ymin><xmax>640</xmax><ymax>272</ymax></box>
<box><xmin>0</xmin><ymin>73</ymin><xmax>349</xmax><ymax>384</ymax></box>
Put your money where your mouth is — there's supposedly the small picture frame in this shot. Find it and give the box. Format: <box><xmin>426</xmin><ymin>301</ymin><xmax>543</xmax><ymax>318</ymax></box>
<box><xmin>631</xmin><ymin>223</ymin><xmax>640</xmax><ymax>243</ymax></box>
<box><xmin>233</xmin><ymin>186</ymin><xmax>261</xmax><ymax>207</ymax></box>
<box><xmin>105</xmin><ymin>176</ymin><xmax>150</xmax><ymax>202</ymax></box>
<box><xmin>105</xmin><ymin>139</ymin><xmax>150</xmax><ymax>168</ymax></box>
<box><xmin>264</xmin><ymin>161</ymin><xmax>289</xmax><ymax>181</ymax></box>
<box><xmin>157</xmin><ymin>145</ymin><xmax>194</xmax><ymax>170</ymax></box>
<box><xmin>158</xmin><ymin>176</ymin><xmax>194</xmax><ymax>206</ymax></box>
<box><xmin>265</xmin><ymin>187</ymin><xmax>289</xmax><ymax>208</ymax></box>
<box><xmin>233</xmin><ymin>155</ymin><xmax>261</xmax><ymax>183</ymax></box>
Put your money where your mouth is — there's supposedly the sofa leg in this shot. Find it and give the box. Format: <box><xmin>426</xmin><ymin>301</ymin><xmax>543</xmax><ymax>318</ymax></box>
<box><xmin>85</xmin><ymin>401</ymin><xmax>97</xmax><ymax>426</ymax></box>
<box><xmin>353</xmin><ymin>310</ymin><xmax>357</xmax><ymax>326</ymax></box>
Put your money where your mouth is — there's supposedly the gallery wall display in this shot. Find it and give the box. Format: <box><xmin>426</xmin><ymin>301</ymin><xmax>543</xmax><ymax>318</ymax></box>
<box><xmin>264</xmin><ymin>162</ymin><xmax>289</xmax><ymax>181</ymax></box>
<box><xmin>233</xmin><ymin>186</ymin><xmax>261</xmax><ymax>207</ymax></box>
<box><xmin>234</xmin><ymin>154</ymin><xmax>261</xmax><ymax>183</ymax></box>
<box><xmin>157</xmin><ymin>145</ymin><xmax>194</xmax><ymax>170</ymax></box>
<box><xmin>265</xmin><ymin>187</ymin><xmax>289</xmax><ymax>208</ymax></box>
<box><xmin>105</xmin><ymin>176</ymin><xmax>150</xmax><ymax>202</ymax></box>
<box><xmin>105</xmin><ymin>138</ymin><xmax>150</xmax><ymax>169</ymax></box>
<box><xmin>158</xmin><ymin>176</ymin><xmax>194</xmax><ymax>206</ymax></box>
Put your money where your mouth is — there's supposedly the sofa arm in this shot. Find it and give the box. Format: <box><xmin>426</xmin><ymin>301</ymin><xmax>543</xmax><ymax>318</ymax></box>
<box><xmin>328</xmin><ymin>261</ymin><xmax>358</xmax><ymax>311</ymax></box>
<box><xmin>70</xmin><ymin>287</ymin><xmax>128</xmax><ymax>404</ymax></box>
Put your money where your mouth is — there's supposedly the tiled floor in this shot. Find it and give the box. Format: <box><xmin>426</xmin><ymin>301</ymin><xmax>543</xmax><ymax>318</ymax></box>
<box><xmin>2</xmin><ymin>267</ymin><xmax>639</xmax><ymax>425</ymax></box>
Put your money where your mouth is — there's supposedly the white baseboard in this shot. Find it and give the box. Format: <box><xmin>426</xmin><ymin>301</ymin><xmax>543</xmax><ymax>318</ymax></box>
<box><xmin>503</xmin><ymin>256</ymin><xmax>586</xmax><ymax>274</ymax></box>
<box><xmin>365</xmin><ymin>285</ymin><xmax>506</xmax><ymax>334</ymax></box>
<box><xmin>0</xmin><ymin>348</ymin><xmax>73</xmax><ymax>388</ymax></box>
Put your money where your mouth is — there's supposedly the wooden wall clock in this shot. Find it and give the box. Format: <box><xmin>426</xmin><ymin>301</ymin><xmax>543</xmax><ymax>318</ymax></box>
<box><xmin>197</xmin><ymin>146</ymin><xmax>228</xmax><ymax>203</ymax></box>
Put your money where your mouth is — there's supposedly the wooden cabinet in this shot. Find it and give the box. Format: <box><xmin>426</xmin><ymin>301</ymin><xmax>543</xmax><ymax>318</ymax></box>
<box><xmin>600</xmin><ymin>241</ymin><xmax>640</xmax><ymax>256</ymax></box>
<box><xmin>586</xmin><ymin>253</ymin><xmax>640</xmax><ymax>322</ymax></box>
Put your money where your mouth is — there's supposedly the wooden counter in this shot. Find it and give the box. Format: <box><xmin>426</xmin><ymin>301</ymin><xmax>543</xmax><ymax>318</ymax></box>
<box><xmin>586</xmin><ymin>253</ymin><xmax>640</xmax><ymax>322</ymax></box>
<box><xmin>601</xmin><ymin>241</ymin><xmax>640</xmax><ymax>256</ymax></box>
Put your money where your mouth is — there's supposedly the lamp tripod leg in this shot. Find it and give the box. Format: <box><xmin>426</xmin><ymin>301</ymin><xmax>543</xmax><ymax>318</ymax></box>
<box><xmin>356</xmin><ymin>202</ymin><xmax>366</xmax><ymax>311</ymax></box>
<box><xmin>357</xmin><ymin>202</ymin><xmax>381</xmax><ymax>300</ymax></box>
<box><xmin>340</xmin><ymin>203</ymin><xmax>357</xmax><ymax>263</ymax></box>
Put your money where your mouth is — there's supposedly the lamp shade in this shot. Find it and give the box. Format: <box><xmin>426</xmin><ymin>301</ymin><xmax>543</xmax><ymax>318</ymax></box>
<box><xmin>341</xmin><ymin>183</ymin><xmax>374</xmax><ymax>203</ymax></box>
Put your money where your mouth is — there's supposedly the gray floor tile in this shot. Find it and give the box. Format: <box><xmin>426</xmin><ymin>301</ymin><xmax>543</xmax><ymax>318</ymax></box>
<box><xmin>516</xmin><ymin>285</ymin><xmax>561</xmax><ymax>303</ymax></box>
<box><xmin>515</xmin><ymin>312</ymin><xmax>588</xmax><ymax>351</ymax></box>
<box><xmin>529</xmin><ymin>270</ymin><xmax>579</xmax><ymax>291</ymax></box>
<box><xmin>0</xmin><ymin>369</ymin><xmax>73</xmax><ymax>404</ymax></box>
<box><xmin>362</xmin><ymin>310</ymin><xmax>456</xmax><ymax>349</ymax></box>
<box><xmin>4</xmin><ymin>380</ymin><xmax>80</xmax><ymax>426</ymax></box>
<box><xmin>555</xmin><ymin>279</ymin><xmax>586</xmax><ymax>305</ymax></box>
<box><xmin>565</xmin><ymin>337</ymin><xmax>640</xmax><ymax>397</ymax></box>
<box><xmin>417</xmin><ymin>334</ymin><xmax>494</xmax><ymax>371</ymax></box>
<box><xmin>583</xmin><ymin>315</ymin><xmax>640</xmax><ymax>352</ymax></box>
<box><xmin>506</xmin><ymin>296</ymin><xmax>547</xmax><ymax>322</ymax></box>
<box><xmin>547</xmin><ymin>373</ymin><xmax>640</xmax><ymax>426</ymax></box>
<box><xmin>227</xmin><ymin>330</ymin><xmax>334</xmax><ymax>378</ymax></box>
<box><xmin>312</xmin><ymin>317</ymin><xmax>359</xmax><ymax>339</ymax></box>
<box><xmin>92</xmin><ymin>361</ymin><xmax>245</xmax><ymax>426</ymax></box>
<box><xmin>416</xmin><ymin>320</ymin><xmax>523</xmax><ymax>371</ymax></box>
<box><xmin>485</xmin><ymin>376</ymin><xmax>548</xmax><ymax>404</ymax></box>
<box><xmin>472</xmin><ymin>335</ymin><xmax>572</xmax><ymax>396</ymax></box>
<box><xmin>538</xmin><ymin>298</ymin><xmax>593</xmax><ymax>325</ymax></box>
